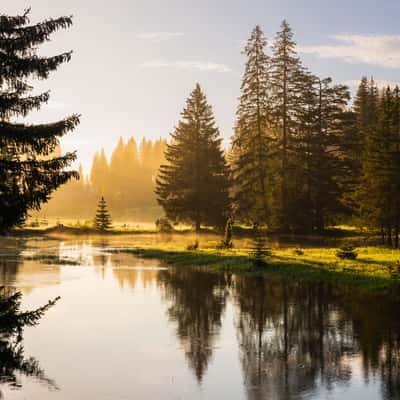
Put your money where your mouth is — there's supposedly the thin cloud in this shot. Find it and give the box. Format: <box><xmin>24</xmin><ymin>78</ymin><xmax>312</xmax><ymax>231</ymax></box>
<box><xmin>140</xmin><ymin>59</ymin><xmax>232</xmax><ymax>73</ymax></box>
<box><xmin>299</xmin><ymin>34</ymin><xmax>400</xmax><ymax>68</ymax></box>
<box><xmin>136</xmin><ymin>32</ymin><xmax>184</xmax><ymax>42</ymax></box>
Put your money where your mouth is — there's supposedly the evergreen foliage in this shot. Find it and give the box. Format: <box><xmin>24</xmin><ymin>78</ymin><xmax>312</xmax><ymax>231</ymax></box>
<box><xmin>251</xmin><ymin>224</ymin><xmax>270</xmax><ymax>267</ymax></box>
<box><xmin>353</xmin><ymin>84</ymin><xmax>400</xmax><ymax>247</ymax></box>
<box><xmin>35</xmin><ymin>137</ymin><xmax>167</xmax><ymax>220</ymax></box>
<box><xmin>0</xmin><ymin>288</ymin><xmax>59</xmax><ymax>387</ymax></box>
<box><xmin>0</xmin><ymin>9</ymin><xmax>79</xmax><ymax>231</ymax></box>
<box><xmin>293</xmin><ymin>76</ymin><xmax>350</xmax><ymax>232</ymax></box>
<box><xmin>230</xmin><ymin>21</ymin><xmax>351</xmax><ymax>234</ymax></box>
<box><xmin>231</xmin><ymin>26</ymin><xmax>272</xmax><ymax>223</ymax></box>
<box><xmin>269</xmin><ymin>20</ymin><xmax>306</xmax><ymax>230</ymax></box>
<box><xmin>94</xmin><ymin>197</ymin><xmax>112</xmax><ymax>231</ymax></box>
<box><xmin>156</xmin><ymin>84</ymin><xmax>231</xmax><ymax>231</ymax></box>
<box><xmin>15</xmin><ymin>15</ymin><xmax>400</xmax><ymax>246</ymax></box>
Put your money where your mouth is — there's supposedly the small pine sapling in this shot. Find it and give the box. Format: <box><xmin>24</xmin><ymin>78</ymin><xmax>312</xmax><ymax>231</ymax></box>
<box><xmin>94</xmin><ymin>197</ymin><xmax>112</xmax><ymax>231</ymax></box>
<box><xmin>251</xmin><ymin>224</ymin><xmax>270</xmax><ymax>267</ymax></box>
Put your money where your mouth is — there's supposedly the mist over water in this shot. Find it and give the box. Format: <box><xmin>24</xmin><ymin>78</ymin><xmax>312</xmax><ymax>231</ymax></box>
<box><xmin>0</xmin><ymin>237</ymin><xmax>399</xmax><ymax>400</ymax></box>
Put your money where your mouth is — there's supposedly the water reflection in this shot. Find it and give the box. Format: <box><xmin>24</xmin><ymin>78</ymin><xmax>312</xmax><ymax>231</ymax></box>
<box><xmin>157</xmin><ymin>268</ymin><xmax>229</xmax><ymax>382</ymax></box>
<box><xmin>0</xmin><ymin>239</ymin><xmax>400</xmax><ymax>399</ymax></box>
<box><xmin>0</xmin><ymin>339</ymin><xmax>57</xmax><ymax>393</ymax></box>
<box><xmin>0</xmin><ymin>241</ymin><xmax>58</xmax><ymax>396</ymax></box>
<box><xmin>234</xmin><ymin>276</ymin><xmax>400</xmax><ymax>399</ymax></box>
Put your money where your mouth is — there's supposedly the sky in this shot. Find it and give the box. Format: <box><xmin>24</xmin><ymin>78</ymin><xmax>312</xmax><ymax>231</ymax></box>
<box><xmin>4</xmin><ymin>0</ymin><xmax>400</xmax><ymax>174</ymax></box>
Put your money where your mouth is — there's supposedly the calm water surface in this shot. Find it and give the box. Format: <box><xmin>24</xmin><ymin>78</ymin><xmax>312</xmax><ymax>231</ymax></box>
<box><xmin>0</xmin><ymin>236</ymin><xmax>399</xmax><ymax>400</ymax></box>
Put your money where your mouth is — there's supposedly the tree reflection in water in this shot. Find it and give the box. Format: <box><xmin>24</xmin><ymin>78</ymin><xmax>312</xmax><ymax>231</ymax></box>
<box><xmin>233</xmin><ymin>275</ymin><xmax>400</xmax><ymax>400</ymax></box>
<box><xmin>0</xmin><ymin>246</ymin><xmax>59</xmax><ymax>395</ymax></box>
<box><xmin>155</xmin><ymin>267</ymin><xmax>400</xmax><ymax>399</ymax></box>
<box><xmin>157</xmin><ymin>268</ymin><xmax>230</xmax><ymax>382</ymax></box>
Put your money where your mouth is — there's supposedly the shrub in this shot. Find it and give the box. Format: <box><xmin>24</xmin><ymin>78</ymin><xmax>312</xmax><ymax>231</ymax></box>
<box><xmin>293</xmin><ymin>248</ymin><xmax>304</xmax><ymax>256</ymax></box>
<box><xmin>155</xmin><ymin>218</ymin><xmax>174</xmax><ymax>233</ymax></box>
<box><xmin>388</xmin><ymin>262</ymin><xmax>400</xmax><ymax>280</ymax></box>
<box><xmin>186</xmin><ymin>240</ymin><xmax>199</xmax><ymax>251</ymax></box>
<box><xmin>336</xmin><ymin>244</ymin><xmax>358</xmax><ymax>260</ymax></box>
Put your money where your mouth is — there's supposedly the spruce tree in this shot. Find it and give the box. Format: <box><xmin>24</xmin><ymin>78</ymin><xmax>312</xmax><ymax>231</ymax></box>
<box><xmin>354</xmin><ymin>77</ymin><xmax>372</xmax><ymax>158</ymax></box>
<box><xmin>356</xmin><ymin>85</ymin><xmax>400</xmax><ymax>247</ymax></box>
<box><xmin>269</xmin><ymin>20</ymin><xmax>306</xmax><ymax>230</ymax></box>
<box><xmin>231</xmin><ymin>25</ymin><xmax>272</xmax><ymax>223</ymax></box>
<box><xmin>94</xmin><ymin>197</ymin><xmax>112</xmax><ymax>231</ymax></box>
<box><xmin>346</xmin><ymin>78</ymin><xmax>379</xmax><ymax>216</ymax></box>
<box><xmin>0</xmin><ymin>9</ymin><xmax>80</xmax><ymax>231</ymax></box>
<box><xmin>156</xmin><ymin>84</ymin><xmax>230</xmax><ymax>231</ymax></box>
<box><xmin>312</xmin><ymin>79</ymin><xmax>350</xmax><ymax>232</ymax></box>
<box><xmin>295</xmin><ymin>75</ymin><xmax>350</xmax><ymax>232</ymax></box>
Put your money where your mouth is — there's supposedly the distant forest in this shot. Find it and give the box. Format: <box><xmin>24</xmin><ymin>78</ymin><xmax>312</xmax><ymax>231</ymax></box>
<box><xmin>35</xmin><ymin>138</ymin><xmax>167</xmax><ymax>221</ymax></box>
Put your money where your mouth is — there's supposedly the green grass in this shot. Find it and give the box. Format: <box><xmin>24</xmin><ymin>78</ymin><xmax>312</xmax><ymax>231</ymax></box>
<box><xmin>8</xmin><ymin>223</ymin><xmax>400</xmax><ymax>295</ymax></box>
<box><xmin>112</xmin><ymin>244</ymin><xmax>400</xmax><ymax>297</ymax></box>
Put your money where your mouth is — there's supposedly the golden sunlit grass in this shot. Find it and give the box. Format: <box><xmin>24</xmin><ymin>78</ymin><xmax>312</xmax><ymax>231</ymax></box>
<box><xmin>10</xmin><ymin>222</ymin><xmax>400</xmax><ymax>294</ymax></box>
<box><xmin>111</xmin><ymin>239</ymin><xmax>400</xmax><ymax>295</ymax></box>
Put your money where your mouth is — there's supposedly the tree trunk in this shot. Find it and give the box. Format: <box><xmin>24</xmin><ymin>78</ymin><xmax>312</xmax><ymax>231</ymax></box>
<box><xmin>388</xmin><ymin>227</ymin><xmax>393</xmax><ymax>248</ymax></box>
<box><xmin>195</xmin><ymin>218</ymin><xmax>201</xmax><ymax>233</ymax></box>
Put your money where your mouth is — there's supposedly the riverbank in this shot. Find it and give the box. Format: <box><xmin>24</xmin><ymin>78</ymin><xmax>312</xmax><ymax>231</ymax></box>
<box><xmin>5</xmin><ymin>227</ymin><xmax>399</xmax><ymax>296</ymax></box>
<box><xmin>112</xmin><ymin>244</ymin><xmax>400</xmax><ymax>297</ymax></box>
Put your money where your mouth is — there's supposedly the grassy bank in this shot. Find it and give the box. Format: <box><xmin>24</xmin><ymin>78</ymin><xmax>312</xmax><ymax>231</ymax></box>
<box><xmin>113</xmin><ymin>244</ymin><xmax>400</xmax><ymax>296</ymax></box>
<box><xmin>7</xmin><ymin>224</ymin><xmax>399</xmax><ymax>295</ymax></box>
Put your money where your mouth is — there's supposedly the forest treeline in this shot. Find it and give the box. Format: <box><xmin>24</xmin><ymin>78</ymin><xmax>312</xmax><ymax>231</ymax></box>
<box><xmin>155</xmin><ymin>22</ymin><xmax>400</xmax><ymax>247</ymax></box>
<box><xmin>2</xmin><ymin>9</ymin><xmax>400</xmax><ymax>246</ymax></box>
<box><xmin>37</xmin><ymin>137</ymin><xmax>167</xmax><ymax>219</ymax></box>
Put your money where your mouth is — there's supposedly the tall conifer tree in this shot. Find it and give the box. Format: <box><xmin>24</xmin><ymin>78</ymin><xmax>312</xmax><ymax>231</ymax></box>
<box><xmin>347</xmin><ymin>78</ymin><xmax>380</xmax><ymax>221</ymax></box>
<box><xmin>356</xmin><ymin>85</ymin><xmax>400</xmax><ymax>246</ymax></box>
<box><xmin>0</xmin><ymin>9</ymin><xmax>80</xmax><ymax>231</ymax></box>
<box><xmin>231</xmin><ymin>26</ymin><xmax>272</xmax><ymax>223</ymax></box>
<box><xmin>269</xmin><ymin>20</ymin><xmax>305</xmax><ymax>230</ymax></box>
<box><xmin>295</xmin><ymin>76</ymin><xmax>350</xmax><ymax>232</ymax></box>
<box><xmin>156</xmin><ymin>84</ymin><xmax>230</xmax><ymax>230</ymax></box>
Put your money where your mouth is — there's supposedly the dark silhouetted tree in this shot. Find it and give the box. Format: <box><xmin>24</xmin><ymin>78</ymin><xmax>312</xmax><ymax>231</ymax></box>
<box><xmin>231</xmin><ymin>26</ymin><xmax>272</xmax><ymax>224</ymax></box>
<box><xmin>0</xmin><ymin>9</ymin><xmax>80</xmax><ymax>231</ymax></box>
<box><xmin>0</xmin><ymin>288</ymin><xmax>59</xmax><ymax>389</ymax></box>
<box><xmin>355</xmin><ymin>85</ymin><xmax>400</xmax><ymax>247</ymax></box>
<box><xmin>269</xmin><ymin>20</ymin><xmax>306</xmax><ymax>230</ymax></box>
<box><xmin>156</xmin><ymin>84</ymin><xmax>230</xmax><ymax>231</ymax></box>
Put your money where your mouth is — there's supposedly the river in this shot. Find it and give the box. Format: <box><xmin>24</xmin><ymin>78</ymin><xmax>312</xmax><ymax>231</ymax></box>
<box><xmin>0</xmin><ymin>236</ymin><xmax>398</xmax><ymax>399</ymax></box>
